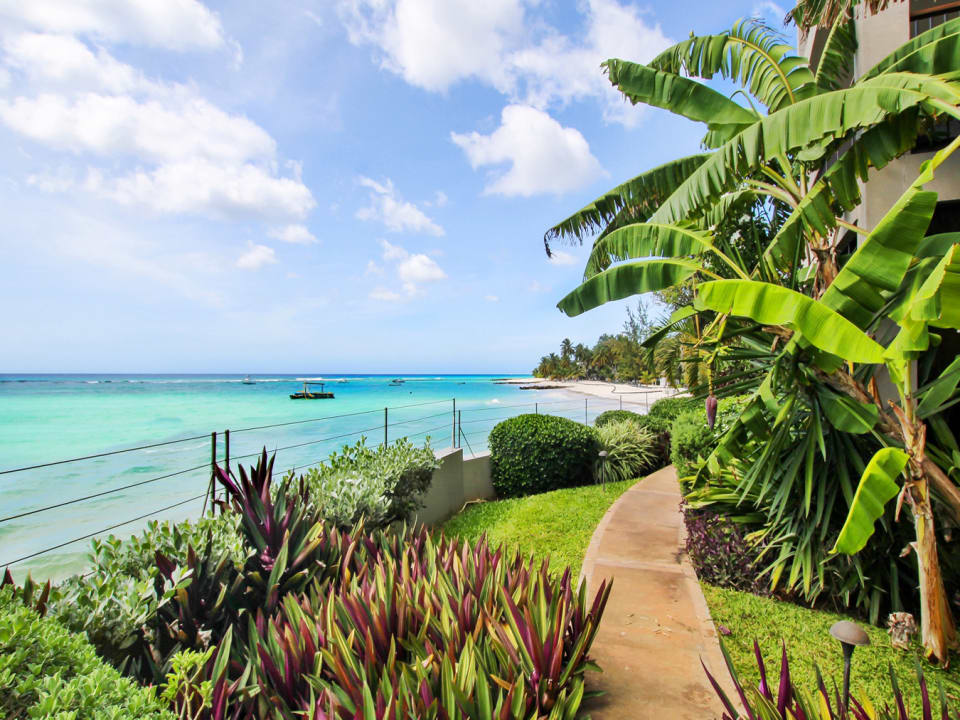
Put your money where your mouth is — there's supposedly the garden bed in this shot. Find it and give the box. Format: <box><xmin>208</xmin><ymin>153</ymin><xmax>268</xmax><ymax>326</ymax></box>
<box><xmin>703</xmin><ymin>583</ymin><xmax>960</xmax><ymax>712</ymax></box>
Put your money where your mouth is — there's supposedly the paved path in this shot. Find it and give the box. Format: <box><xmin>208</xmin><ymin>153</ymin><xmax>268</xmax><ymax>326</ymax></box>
<box><xmin>580</xmin><ymin>466</ymin><xmax>729</xmax><ymax>719</ymax></box>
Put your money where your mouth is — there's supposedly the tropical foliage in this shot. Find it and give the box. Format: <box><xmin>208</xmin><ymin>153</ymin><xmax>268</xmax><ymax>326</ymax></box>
<box><xmin>594</xmin><ymin>420</ymin><xmax>657</xmax><ymax>484</ymax></box>
<box><xmin>19</xmin><ymin>449</ymin><xmax>613</xmax><ymax>719</ymax></box>
<box><xmin>532</xmin><ymin>302</ymin><xmax>663</xmax><ymax>382</ymax></box>
<box><xmin>545</xmin><ymin>13</ymin><xmax>960</xmax><ymax>662</ymax></box>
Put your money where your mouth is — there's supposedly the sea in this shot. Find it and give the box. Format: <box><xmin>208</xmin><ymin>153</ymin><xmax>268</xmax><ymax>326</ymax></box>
<box><xmin>0</xmin><ymin>374</ymin><xmax>619</xmax><ymax>581</ymax></box>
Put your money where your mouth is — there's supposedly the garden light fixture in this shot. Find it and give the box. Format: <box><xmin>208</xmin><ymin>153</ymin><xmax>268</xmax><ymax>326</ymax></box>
<box><xmin>829</xmin><ymin>620</ymin><xmax>870</xmax><ymax>712</ymax></box>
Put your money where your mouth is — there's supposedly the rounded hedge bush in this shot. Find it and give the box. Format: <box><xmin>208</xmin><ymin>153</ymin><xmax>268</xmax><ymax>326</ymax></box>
<box><xmin>647</xmin><ymin>396</ymin><xmax>698</xmax><ymax>422</ymax></box>
<box><xmin>489</xmin><ymin>414</ymin><xmax>600</xmax><ymax>498</ymax></box>
<box><xmin>594</xmin><ymin>409</ymin><xmax>642</xmax><ymax>428</ymax></box>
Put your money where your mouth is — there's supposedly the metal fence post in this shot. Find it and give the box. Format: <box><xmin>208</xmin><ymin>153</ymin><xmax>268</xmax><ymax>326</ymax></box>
<box><xmin>457</xmin><ymin>410</ymin><xmax>462</xmax><ymax>449</ymax></box>
<box><xmin>203</xmin><ymin>431</ymin><xmax>217</xmax><ymax>516</ymax></box>
<box><xmin>224</xmin><ymin>429</ymin><xmax>230</xmax><ymax>475</ymax></box>
<box><xmin>384</xmin><ymin>407</ymin><xmax>388</xmax><ymax>447</ymax></box>
<box><xmin>620</xmin><ymin>396</ymin><xmax>623</xmax><ymax>410</ymax></box>
<box><xmin>535</xmin><ymin>402</ymin><xmax>538</xmax><ymax>415</ymax></box>
<box><xmin>452</xmin><ymin>398</ymin><xmax>456</xmax><ymax>448</ymax></box>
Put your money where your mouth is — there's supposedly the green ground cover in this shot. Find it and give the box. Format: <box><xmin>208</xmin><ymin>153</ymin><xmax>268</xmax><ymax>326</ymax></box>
<box><xmin>702</xmin><ymin>583</ymin><xmax>960</xmax><ymax>713</ymax></box>
<box><xmin>442</xmin><ymin>479</ymin><xmax>632</xmax><ymax>577</ymax></box>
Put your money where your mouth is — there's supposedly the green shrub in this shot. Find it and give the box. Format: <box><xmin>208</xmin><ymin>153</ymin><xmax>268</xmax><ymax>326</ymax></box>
<box><xmin>595</xmin><ymin>410</ymin><xmax>672</xmax><ymax>471</ymax></box>
<box><xmin>670</xmin><ymin>396</ymin><xmax>749</xmax><ymax>476</ymax></box>
<box><xmin>51</xmin><ymin>512</ymin><xmax>244</xmax><ymax>670</ymax></box>
<box><xmin>0</xmin><ymin>587</ymin><xmax>172</xmax><ymax>719</ymax></box>
<box><xmin>647</xmin><ymin>395</ymin><xmax>698</xmax><ymax>422</ymax></box>
<box><xmin>299</xmin><ymin>438</ymin><xmax>440</xmax><ymax>528</ymax></box>
<box><xmin>595</xmin><ymin>420</ymin><xmax>656</xmax><ymax>484</ymax></box>
<box><xmin>594</xmin><ymin>409</ymin><xmax>642</xmax><ymax>428</ymax></box>
<box><xmin>489</xmin><ymin>414</ymin><xmax>600</xmax><ymax>497</ymax></box>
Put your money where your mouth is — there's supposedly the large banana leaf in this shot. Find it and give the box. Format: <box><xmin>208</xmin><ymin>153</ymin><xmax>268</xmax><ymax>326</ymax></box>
<box><xmin>819</xmin><ymin>182</ymin><xmax>938</xmax><ymax>329</ymax></box>
<box><xmin>814</xmin><ymin>14</ymin><xmax>856</xmax><ymax>92</ymax></box>
<box><xmin>831</xmin><ymin>447</ymin><xmax>908</xmax><ymax>555</ymax></box>
<box><xmin>694</xmin><ymin>280</ymin><xmax>886</xmax><ymax>363</ymax></box>
<box><xmin>862</xmin><ymin>16</ymin><xmax>960</xmax><ymax>80</ymax></box>
<box><xmin>557</xmin><ymin>259</ymin><xmax>700</xmax><ymax>317</ymax></box>
<box><xmin>759</xmin><ymin>112</ymin><xmax>925</xmax><ymax>277</ymax></box>
<box><xmin>650</xmin><ymin>74</ymin><xmax>960</xmax><ymax>226</ymax></box>
<box><xmin>649</xmin><ymin>19</ymin><xmax>818</xmax><ymax>112</ymax></box>
<box><xmin>545</xmin><ymin>154</ymin><xmax>710</xmax><ymax>248</ymax></box>
<box><xmin>583</xmin><ymin>223</ymin><xmax>715</xmax><ymax>278</ymax></box>
<box><xmin>603</xmin><ymin>59</ymin><xmax>759</xmax><ymax>147</ymax></box>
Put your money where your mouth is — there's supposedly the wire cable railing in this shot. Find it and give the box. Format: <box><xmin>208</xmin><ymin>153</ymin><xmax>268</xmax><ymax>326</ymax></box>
<box><xmin>0</xmin><ymin>388</ymin><xmax>680</xmax><ymax>569</ymax></box>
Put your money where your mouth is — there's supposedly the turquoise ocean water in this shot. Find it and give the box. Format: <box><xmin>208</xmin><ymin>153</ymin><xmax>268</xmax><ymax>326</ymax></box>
<box><xmin>0</xmin><ymin>374</ymin><xmax>620</xmax><ymax>580</ymax></box>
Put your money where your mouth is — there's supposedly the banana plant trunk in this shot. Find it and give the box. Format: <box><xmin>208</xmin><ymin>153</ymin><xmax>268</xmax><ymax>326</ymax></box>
<box><xmin>910</xmin><ymin>463</ymin><xmax>958</xmax><ymax>665</ymax></box>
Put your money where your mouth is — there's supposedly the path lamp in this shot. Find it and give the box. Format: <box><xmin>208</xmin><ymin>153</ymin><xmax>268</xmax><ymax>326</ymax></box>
<box><xmin>829</xmin><ymin>620</ymin><xmax>870</xmax><ymax>713</ymax></box>
<box><xmin>598</xmin><ymin>451</ymin><xmax>608</xmax><ymax>487</ymax></box>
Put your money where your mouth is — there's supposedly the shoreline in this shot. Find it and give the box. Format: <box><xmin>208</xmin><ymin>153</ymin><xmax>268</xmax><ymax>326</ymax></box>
<box><xmin>495</xmin><ymin>377</ymin><xmax>686</xmax><ymax>410</ymax></box>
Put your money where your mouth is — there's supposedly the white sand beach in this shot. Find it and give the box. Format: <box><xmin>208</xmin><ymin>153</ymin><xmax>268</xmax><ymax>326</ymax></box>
<box><xmin>496</xmin><ymin>377</ymin><xmax>687</xmax><ymax>410</ymax></box>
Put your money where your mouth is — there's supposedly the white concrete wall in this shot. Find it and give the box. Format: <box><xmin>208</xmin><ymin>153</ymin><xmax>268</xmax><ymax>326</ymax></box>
<box><xmin>846</xmin><ymin>3</ymin><xmax>960</xmax><ymax>230</ymax></box>
<box><xmin>413</xmin><ymin>448</ymin><xmax>495</xmax><ymax>526</ymax></box>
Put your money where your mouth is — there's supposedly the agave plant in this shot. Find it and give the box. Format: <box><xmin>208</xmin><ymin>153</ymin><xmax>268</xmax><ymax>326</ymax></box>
<box><xmin>545</xmin><ymin>14</ymin><xmax>960</xmax><ymax>662</ymax></box>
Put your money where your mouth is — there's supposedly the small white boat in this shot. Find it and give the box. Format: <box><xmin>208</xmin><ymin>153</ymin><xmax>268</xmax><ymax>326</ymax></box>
<box><xmin>241</xmin><ymin>375</ymin><xmax>255</xmax><ymax>385</ymax></box>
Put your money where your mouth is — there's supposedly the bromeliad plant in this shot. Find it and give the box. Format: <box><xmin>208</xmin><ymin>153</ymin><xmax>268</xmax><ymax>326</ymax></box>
<box><xmin>545</xmin><ymin>13</ymin><xmax>960</xmax><ymax>662</ymax></box>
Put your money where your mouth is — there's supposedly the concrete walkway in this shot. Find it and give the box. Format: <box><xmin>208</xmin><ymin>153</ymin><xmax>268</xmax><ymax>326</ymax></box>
<box><xmin>579</xmin><ymin>466</ymin><xmax>729</xmax><ymax>719</ymax></box>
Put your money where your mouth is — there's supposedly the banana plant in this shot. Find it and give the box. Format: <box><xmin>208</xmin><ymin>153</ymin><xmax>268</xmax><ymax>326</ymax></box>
<box><xmin>546</xmin><ymin>15</ymin><xmax>960</xmax><ymax>662</ymax></box>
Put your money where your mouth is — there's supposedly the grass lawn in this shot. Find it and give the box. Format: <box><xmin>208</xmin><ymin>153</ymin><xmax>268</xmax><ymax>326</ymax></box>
<box><xmin>442</xmin><ymin>479</ymin><xmax>633</xmax><ymax>578</ymax></box>
<box><xmin>703</xmin><ymin>583</ymin><xmax>960</xmax><ymax>713</ymax></box>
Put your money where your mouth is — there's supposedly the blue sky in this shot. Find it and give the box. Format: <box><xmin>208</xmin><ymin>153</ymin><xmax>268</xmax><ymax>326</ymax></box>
<box><xmin>0</xmin><ymin>0</ymin><xmax>788</xmax><ymax>374</ymax></box>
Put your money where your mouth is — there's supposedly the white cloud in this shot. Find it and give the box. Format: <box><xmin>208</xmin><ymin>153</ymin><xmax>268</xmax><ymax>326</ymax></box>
<box><xmin>510</xmin><ymin>0</ymin><xmax>671</xmax><ymax>126</ymax></box>
<box><xmin>338</xmin><ymin>0</ymin><xmax>523</xmax><ymax>92</ymax></box>
<box><xmin>337</xmin><ymin>0</ymin><xmax>670</xmax><ymax>126</ymax></box>
<box><xmin>365</xmin><ymin>260</ymin><xmax>384</xmax><ymax>275</ymax></box>
<box><xmin>397</xmin><ymin>252</ymin><xmax>446</xmax><ymax>284</ymax></box>
<box><xmin>451</xmin><ymin>105</ymin><xmax>604</xmax><ymax>196</ymax></box>
<box><xmin>0</xmin><ymin>0</ymin><xmax>227</xmax><ymax>51</ymax></box>
<box><xmin>425</xmin><ymin>190</ymin><xmax>448</xmax><ymax>207</ymax></box>
<box><xmin>753</xmin><ymin>1</ymin><xmax>787</xmax><ymax>21</ymax></box>
<box><xmin>2</xmin><ymin>33</ymin><xmax>152</xmax><ymax>94</ymax></box>
<box><xmin>269</xmin><ymin>224</ymin><xmax>318</xmax><ymax>245</ymax></box>
<box><xmin>369</xmin><ymin>287</ymin><xmax>405</xmax><ymax>302</ymax></box>
<box><xmin>484</xmin><ymin>294</ymin><xmax>499</xmax><ymax>302</ymax></box>
<box><xmin>356</xmin><ymin>176</ymin><xmax>444</xmax><ymax>236</ymax></box>
<box><xmin>0</xmin><ymin>93</ymin><xmax>275</xmax><ymax>165</ymax></box>
<box><xmin>87</xmin><ymin>160</ymin><xmax>315</xmax><ymax>220</ymax></box>
<box><xmin>370</xmin><ymin>239</ymin><xmax>447</xmax><ymax>300</ymax></box>
<box><xmin>0</xmin><ymin>36</ymin><xmax>314</xmax><ymax>223</ymax></box>
<box><xmin>236</xmin><ymin>242</ymin><xmax>277</xmax><ymax>270</ymax></box>
<box><xmin>548</xmin><ymin>250</ymin><xmax>577</xmax><ymax>266</ymax></box>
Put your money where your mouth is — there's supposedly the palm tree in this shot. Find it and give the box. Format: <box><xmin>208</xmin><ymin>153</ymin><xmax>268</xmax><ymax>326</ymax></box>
<box><xmin>545</xmin><ymin>16</ymin><xmax>960</xmax><ymax>662</ymax></box>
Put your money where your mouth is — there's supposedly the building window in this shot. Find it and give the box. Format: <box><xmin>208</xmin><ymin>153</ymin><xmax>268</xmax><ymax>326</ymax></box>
<box><xmin>910</xmin><ymin>2</ymin><xmax>960</xmax><ymax>151</ymax></box>
<box><xmin>910</xmin><ymin>0</ymin><xmax>960</xmax><ymax>37</ymax></box>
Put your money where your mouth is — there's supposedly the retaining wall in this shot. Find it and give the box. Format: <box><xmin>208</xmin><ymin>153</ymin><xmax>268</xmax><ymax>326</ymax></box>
<box><xmin>414</xmin><ymin>448</ymin><xmax>494</xmax><ymax>526</ymax></box>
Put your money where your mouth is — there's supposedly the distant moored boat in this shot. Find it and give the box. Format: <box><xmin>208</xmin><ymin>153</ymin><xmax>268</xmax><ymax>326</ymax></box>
<box><xmin>241</xmin><ymin>375</ymin><xmax>255</xmax><ymax>385</ymax></box>
<box><xmin>290</xmin><ymin>381</ymin><xmax>334</xmax><ymax>399</ymax></box>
